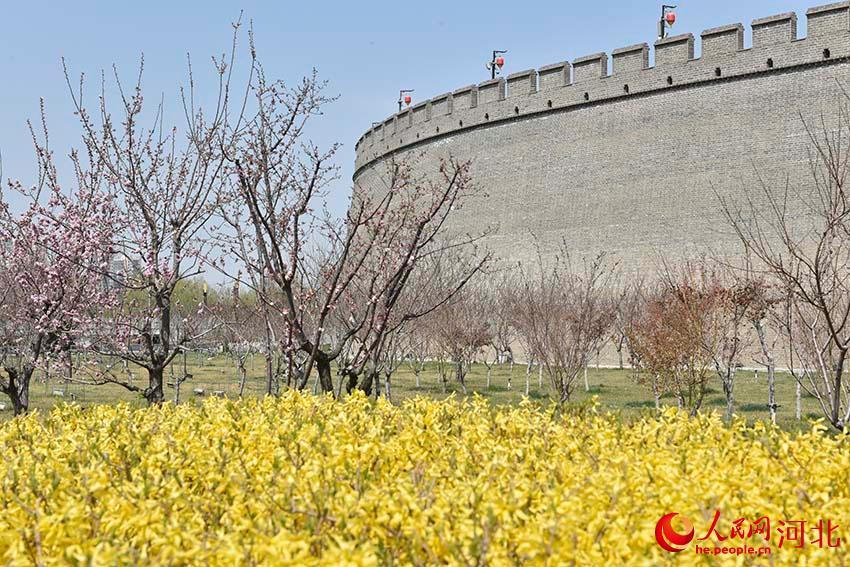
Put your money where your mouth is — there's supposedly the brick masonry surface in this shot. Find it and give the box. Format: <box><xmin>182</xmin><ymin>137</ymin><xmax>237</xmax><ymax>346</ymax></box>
<box><xmin>354</xmin><ymin>2</ymin><xmax>850</xmax><ymax>275</ymax></box>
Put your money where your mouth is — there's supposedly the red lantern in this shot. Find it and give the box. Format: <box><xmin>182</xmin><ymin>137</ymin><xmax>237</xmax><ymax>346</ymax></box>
<box><xmin>495</xmin><ymin>56</ymin><xmax>505</xmax><ymax>68</ymax></box>
<box><xmin>404</xmin><ymin>95</ymin><xmax>412</xmax><ymax>105</ymax></box>
<box><xmin>665</xmin><ymin>11</ymin><xmax>676</xmax><ymax>26</ymax></box>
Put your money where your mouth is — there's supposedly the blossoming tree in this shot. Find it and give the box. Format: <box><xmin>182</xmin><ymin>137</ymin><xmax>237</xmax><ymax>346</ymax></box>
<box><xmin>0</xmin><ymin>121</ymin><xmax>117</xmax><ymax>414</ymax></box>
<box><xmin>216</xmin><ymin>30</ymin><xmax>490</xmax><ymax>396</ymax></box>
<box><xmin>63</xmin><ymin>55</ymin><xmax>225</xmax><ymax>404</ymax></box>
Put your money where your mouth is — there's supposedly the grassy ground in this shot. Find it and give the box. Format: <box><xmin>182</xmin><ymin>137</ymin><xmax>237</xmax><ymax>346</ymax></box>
<box><xmin>8</xmin><ymin>354</ymin><xmax>826</xmax><ymax>430</ymax></box>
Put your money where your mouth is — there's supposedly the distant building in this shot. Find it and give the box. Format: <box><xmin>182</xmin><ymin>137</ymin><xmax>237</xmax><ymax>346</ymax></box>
<box><xmin>105</xmin><ymin>254</ymin><xmax>141</xmax><ymax>291</ymax></box>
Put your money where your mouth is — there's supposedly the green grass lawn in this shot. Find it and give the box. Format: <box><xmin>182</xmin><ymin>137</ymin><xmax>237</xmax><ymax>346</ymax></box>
<box><xmin>9</xmin><ymin>354</ymin><xmax>826</xmax><ymax>430</ymax></box>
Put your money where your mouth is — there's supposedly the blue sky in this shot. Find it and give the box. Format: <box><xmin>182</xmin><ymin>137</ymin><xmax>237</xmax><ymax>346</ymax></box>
<box><xmin>0</xmin><ymin>0</ymin><xmax>822</xmax><ymax>214</ymax></box>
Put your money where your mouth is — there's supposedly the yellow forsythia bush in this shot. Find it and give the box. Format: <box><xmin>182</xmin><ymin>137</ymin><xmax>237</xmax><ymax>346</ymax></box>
<box><xmin>0</xmin><ymin>392</ymin><xmax>848</xmax><ymax>566</ymax></box>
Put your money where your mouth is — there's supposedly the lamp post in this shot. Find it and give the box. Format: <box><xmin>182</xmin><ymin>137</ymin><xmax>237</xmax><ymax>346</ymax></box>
<box><xmin>398</xmin><ymin>89</ymin><xmax>414</xmax><ymax>112</ymax></box>
<box><xmin>486</xmin><ymin>50</ymin><xmax>507</xmax><ymax>80</ymax></box>
<box><xmin>659</xmin><ymin>5</ymin><xmax>677</xmax><ymax>40</ymax></box>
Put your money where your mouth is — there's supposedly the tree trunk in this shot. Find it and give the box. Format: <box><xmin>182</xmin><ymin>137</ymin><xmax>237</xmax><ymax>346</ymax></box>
<box><xmin>356</xmin><ymin>370</ymin><xmax>376</xmax><ymax>397</ymax></box>
<box><xmin>651</xmin><ymin>376</ymin><xmax>661</xmax><ymax>410</ymax></box>
<box><xmin>508</xmin><ymin>360</ymin><xmax>513</xmax><ymax>390</ymax></box>
<box><xmin>152</xmin><ymin>289</ymin><xmax>171</xmax><ymax>407</ymax></box>
<box><xmin>832</xmin><ymin>355</ymin><xmax>846</xmax><ymax>429</ymax></box>
<box><xmin>3</xmin><ymin>366</ymin><xmax>33</xmax><ymax>415</ymax></box>
<box><xmin>174</xmin><ymin>349</ymin><xmax>188</xmax><ymax>405</ymax></box>
<box><xmin>796</xmin><ymin>380</ymin><xmax>802</xmax><ymax>421</ymax></box>
<box><xmin>238</xmin><ymin>362</ymin><xmax>248</xmax><ymax>397</ymax></box>
<box><xmin>438</xmin><ymin>359</ymin><xmax>447</xmax><ymax>393</ymax></box>
<box><xmin>486</xmin><ymin>366</ymin><xmax>492</xmax><ymax>390</ymax></box>
<box><xmin>314</xmin><ymin>355</ymin><xmax>335</xmax><ymax>395</ymax></box>
<box><xmin>66</xmin><ymin>351</ymin><xmax>73</xmax><ymax>396</ymax></box>
<box><xmin>145</xmin><ymin>366</ymin><xmax>165</xmax><ymax>405</ymax></box>
<box><xmin>538</xmin><ymin>364</ymin><xmax>543</xmax><ymax>389</ymax></box>
<box><xmin>265</xmin><ymin>353</ymin><xmax>274</xmax><ymax>396</ymax></box>
<box><xmin>384</xmin><ymin>371</ymin><xmax>392</xmax><ymax>402</ymax></box>
<box><xmin>768</xmin><ymin>366</ymin><xmax>776</xmax><ymax>425</ymax></box>
<box><xmin>722</xmin><ymin>369</ymin><xmax>735</xmax><ymax>422</ymax></box>
<box><xmin>753</xmin><ymin>318</ymin><xmax>777</xmax><ymax>425</ymax></box>
<box><xmin>455</xmin><ymin>361</ymin><xmax>467</xmax><ymax>395</ymax></box>
<box><xmin>525</xmin><ymin>358</ymin><xmax>533</xmax><ymax>396</ymax></box>
<box><xmin>584</xmin><ymin>363</ymin><xmax>590</xmax><ymax>392</ymax></box>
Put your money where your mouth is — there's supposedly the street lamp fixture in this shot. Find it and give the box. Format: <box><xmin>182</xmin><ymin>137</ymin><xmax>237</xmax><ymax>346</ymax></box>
<box><xmin>486</xmin><ymin>50</ymin><xmax>508</xmax><ymax>80</ymax></box>
<box><xmin>398</xmin><ymin>89</ymin><xmax>414</xmax><ymax>112</ymax></box>
<box><xmin>659</xmin><ymin>5</ymin><xmax>677</xmax><ymax>40</ymax></box>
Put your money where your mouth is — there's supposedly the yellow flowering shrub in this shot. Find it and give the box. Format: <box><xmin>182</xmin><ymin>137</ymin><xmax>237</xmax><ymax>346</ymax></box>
<box><xmin>0</xmin><ymin>392</ymin><xmax>847</xmax><ymax>565</ymax></box>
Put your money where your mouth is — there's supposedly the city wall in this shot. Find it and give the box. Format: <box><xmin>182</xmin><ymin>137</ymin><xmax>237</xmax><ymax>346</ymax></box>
<box><xmin>354</xmin><ymin>3</ymin><xmax>850</xmax><ymax>273</ymax></box>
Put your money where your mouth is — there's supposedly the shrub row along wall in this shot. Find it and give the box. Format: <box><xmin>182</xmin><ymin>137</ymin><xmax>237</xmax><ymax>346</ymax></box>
<box><xmin>353</xmin><ymin>2</ymin><xmax>850</xmax><ymax>272</ymax></box>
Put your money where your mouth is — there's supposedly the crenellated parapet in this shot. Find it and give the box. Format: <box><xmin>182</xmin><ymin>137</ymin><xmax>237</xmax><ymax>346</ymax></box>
<box><xmin>355</xmin><ymin>2</ymin><xmax>850</xmax><ymax>174</ymax></box>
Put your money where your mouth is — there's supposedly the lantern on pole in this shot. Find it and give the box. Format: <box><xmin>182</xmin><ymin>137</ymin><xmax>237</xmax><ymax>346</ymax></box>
<box><xmin>398</xmin><ymin>89</ymin><xmax>414</xmax><ymax>112</ymax></box>
<box><xmin>659</xmin><ymin>5</ymin><xmax>677</xmax><ymax>40</ymax></box>
<box><xmin>486</xmin><ymin>50</ymin><xmax>508</xmax><ymax>80</ymax></box>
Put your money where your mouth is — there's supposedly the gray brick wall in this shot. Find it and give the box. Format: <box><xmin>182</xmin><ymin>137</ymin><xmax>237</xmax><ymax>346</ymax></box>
<box><xmin>752</xmin><ymin>13</ymin><xmax>797</xmax><ymax>48</ymax></box>
<box><xmin>353</xmin><ymin>2</ymin><xmax>850</xmax><ymax>277</ymax></box>
<box><xmin>655</xmin><ymin>34</ymin><xmax>694</xmax><ymax>68</ymax></box>
<box><xmin>701</xmin><ymin>24</ymin><xmax>744</xmax><ymax>58</ymax></box>
<box><xmin>477</xmin><ymin>78</ymin><xmax>506</xmax><ymax>105</ymax></box>
<box><xmin>538</xmin><ymin>62</ymin><xmax>570</xmax><ymax>91</ymax></box>
<box><xmin>572</xmin><ymin>53</ymin><xmax>607</xmax><ymax>83</ymax></box>
<box><xmin>807</xmin><ymin>2</ymin><xmax>850</xmax><ymax>38</ymax></box>
<box><xmin>612</xmin><ymin>44</ymin><xmax>649</xmax><ymax>75</ymax></box>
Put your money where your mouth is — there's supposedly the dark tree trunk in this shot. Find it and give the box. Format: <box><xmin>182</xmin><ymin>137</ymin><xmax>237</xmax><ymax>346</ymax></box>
<box><xmin>722</xmin><ymin>369</ymin><xmax>735</xmax><ymax>422</ymax></box>
<box><xmin>344</xmin><ymin>370</ymin><xmax>359</xmax><ymax>395</ymax></box>
<box><xmin>455</xmin><ymin>361</ymin><xmax>467</xmax><ymax>395</ymax></box>
<box><xmin>265</xmin><ymin>353</ymin><xmax>274</xmax><ymax>395</ymax></box>
<box><xmin>145</xmin><ymin>366</ymin><xmax>165</xmax><ymax>405</ymax></box>
<box><xmin>145</xmin><ymin>289</ymin><xmax>170</xmax><ymax>406</ymax></box>
<box><xmin>3</xmin><ymin>366</ymin><xmax>33</xmax><ymax>415</ymax></box>
<box><xmin>315</xmin><ymin>355</ymin><xmax>335</xmax><ymax>394</ymax></box>
<box><xmin>356</xmin><ymin>371</ymin><xmax>376</xmax><ymax>397</ymax></box>
<box><xmin>238</xmin><ymin>361</ymin><xmax>248</xmax><ymax>397</ymax></box>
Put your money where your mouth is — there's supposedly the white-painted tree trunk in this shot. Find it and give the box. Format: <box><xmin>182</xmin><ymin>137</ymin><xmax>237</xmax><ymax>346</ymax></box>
<box><xmin>796</xmin><ymin>380</ymin><xmax>802</xmax><ymax>421</ymax></box>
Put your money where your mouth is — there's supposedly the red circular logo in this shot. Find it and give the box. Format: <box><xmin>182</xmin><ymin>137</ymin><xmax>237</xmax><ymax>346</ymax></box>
<box><xmin>655</xmin><ymin>513</ymin><xmax>695</xmax><ymax>553</ymax></box>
